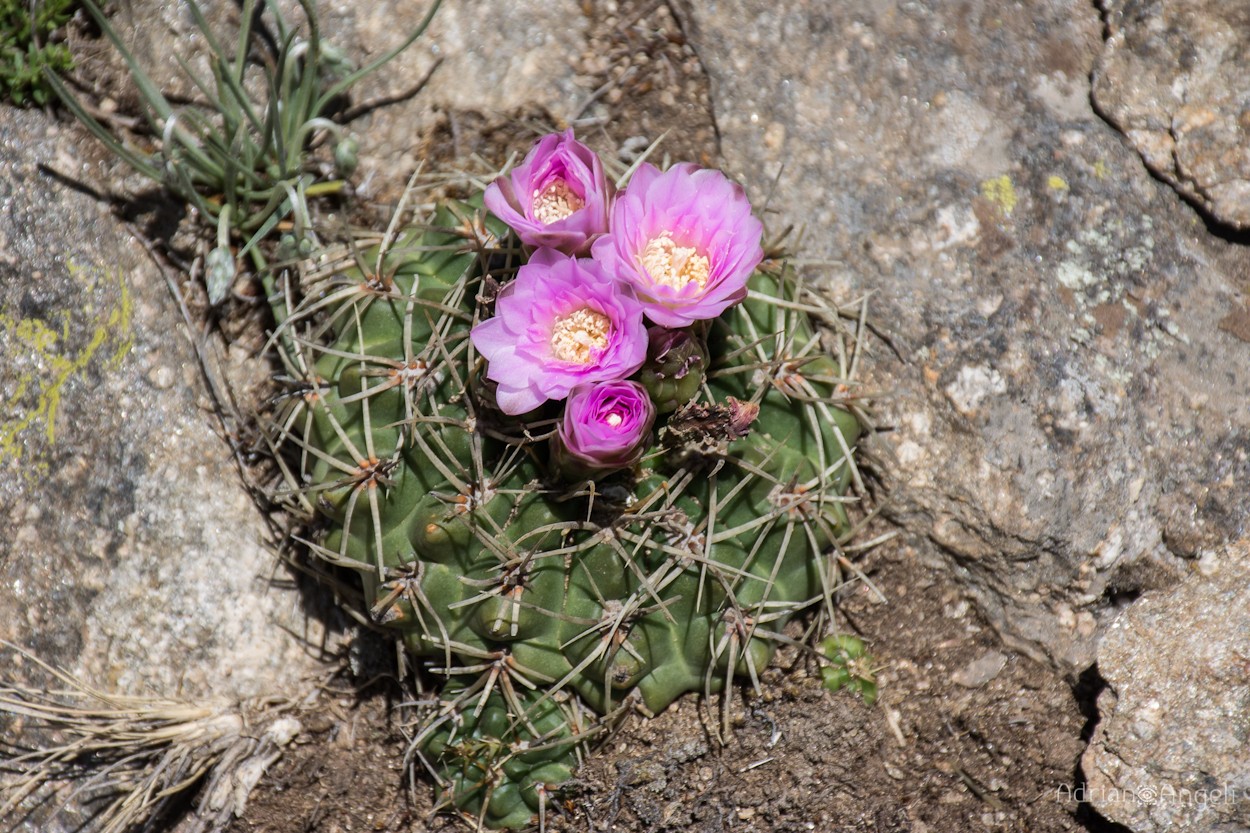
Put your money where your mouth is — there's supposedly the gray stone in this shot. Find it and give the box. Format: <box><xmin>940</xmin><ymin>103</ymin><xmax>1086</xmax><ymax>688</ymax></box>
<box><xmin>1094</xmin><ymin>0</ymin><xmax>1250</xmax><ymax>229</ymax></box>
<box><xmin>0</xmin><ymin>108</ymin><xmax>321</xmax><ymax>829</ymax></box>
<box><xmin>330</xmin><ymin>0</ymin><xmax>588</xmax><ymax>176</ymax></box>
<box><xmin>951</xmin><ymin>650</ymin><xmax>1008</xmax><ymax>689</ymax></box>
<box><xmin>677</xmin><ymin>0</ymin><xmax>1250</xmax><ymax>670</ymax></box>
<box><xmin>1082</xmin><ymin>539</ymin><xmax>1250</xmax><ymax>832</ymax></box>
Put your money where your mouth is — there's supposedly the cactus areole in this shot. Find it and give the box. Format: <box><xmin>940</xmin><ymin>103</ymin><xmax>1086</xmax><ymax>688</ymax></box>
<box><xmin>280</xmin><ymin>136</ymin><xmax>864</xmax><ymax>828</ymax></box>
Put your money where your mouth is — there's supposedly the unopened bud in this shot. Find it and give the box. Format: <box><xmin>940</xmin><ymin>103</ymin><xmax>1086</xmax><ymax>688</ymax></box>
<box><xmin>638</xmin><ymin>326</ymin><xmax>707</xmax><ymax>413</ymax></box>
<box><xmin>334</xmin><ymin>135</ymin><xmax>359</xmax><ymax>177</ymax></box>
<box><xmin>205</xmin><ymin>246</ymin><xmax>235</xmax><ymax>305</ymax></box>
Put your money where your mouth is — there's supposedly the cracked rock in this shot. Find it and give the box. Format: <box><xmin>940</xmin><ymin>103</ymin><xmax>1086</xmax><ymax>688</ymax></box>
<box><xmin>1093</xmin><ymin>0</ymin><xmax>1250</xmax><ymax>228</ymax></box>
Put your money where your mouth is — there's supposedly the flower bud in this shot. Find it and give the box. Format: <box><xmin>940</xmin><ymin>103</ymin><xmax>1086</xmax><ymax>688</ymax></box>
<box><xmin>318</xmin><ymin>42</ymin><xmax>355</xmax><ymax>82</ymax></box>
<box><xmin>637</xmin><ymin>327</ymin><xmax>706</xmax><ymax>413</ymax></box>
<box><xmin>205</xmin><ymin>246</ymin><xmax>236</xmax><ymax>305</ymax></box>
<box><xmin>276</xmin><ymin>233</ymin><xmax>315</xmax><ymax>264</ymax></box>
<box><xmin>333</xmin><ymin>135</ymin><xmax>359</xmax><ymax>177</ymax></box>
<box><xmin>552</xmin><ymin>381</ymin><xmax>655</xmax><ymax>480</ymax></box>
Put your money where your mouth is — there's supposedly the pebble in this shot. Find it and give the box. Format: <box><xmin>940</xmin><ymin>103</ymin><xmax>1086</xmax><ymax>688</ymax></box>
<box><xmin>147</xmin><ymin>364</ymin><xmax>177</xmax><ymax>390</ymax></box>
<box><xmin>951</xmin><ymin>650</ymin><xmax>1008</xmax><ymax>688</ymax></box>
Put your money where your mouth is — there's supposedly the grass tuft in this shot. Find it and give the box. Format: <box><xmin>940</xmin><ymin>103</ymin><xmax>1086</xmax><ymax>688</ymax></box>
<box><xmin>48</xmin><ymin>0</ymin><xmax>441</xmax><ymax>284</ymax></box>
<box><xmin>0</xmin><ymin>644</ymin><xmax>300</xmax><ymax>833</ymax></box>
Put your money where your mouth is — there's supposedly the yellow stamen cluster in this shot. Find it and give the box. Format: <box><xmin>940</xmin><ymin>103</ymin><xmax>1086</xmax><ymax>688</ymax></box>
<box><xmin>550</xmin><ymin>308</ymin><xmax>610</xmax><ymax>364</ymax></box>
<box><xmin>531</xmin><ymin>179</ymin><xmax>585</xmax><ymax>224</ymax></box>
<box><xmin>641</xmin><ymin>234</ymin><xmax>710</xmax><ymax>290</ymax></box>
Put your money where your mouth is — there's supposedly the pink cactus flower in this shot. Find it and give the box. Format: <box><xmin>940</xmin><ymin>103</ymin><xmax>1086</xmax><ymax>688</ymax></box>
<box><xmin>484</xmin><ymin>129</ymin><xmax>613</xmax><ymax>255</ymax></box>
<box><xmin>471</xmin><ymin>248</ymin><xmax>647</xmax><ymax>415</ymax></box>
<box><xmin>592</xmin><ymin>162</ymin><xmax>764</xmax><ymax>327</ymax></box>
<box><xmin>553</xmin><ymin>381</ymin><xmax>656</xmax><ymax>477</ymax></box>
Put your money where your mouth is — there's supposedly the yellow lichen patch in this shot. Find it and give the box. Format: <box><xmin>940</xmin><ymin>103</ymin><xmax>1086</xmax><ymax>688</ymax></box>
<box><xmin>979</xmin><ymin>175</ymin><xmax>1018</xmax><ymax>216</ymax></box>
<box><xmin>1093</xmin><ymin>160</ymin><xmax>1109</xmax><ymax>180</ymax></box>
<box><xmin>0</xmin><ymin>262</ymin><xmax>133</xmax><ymax>468</ymax></box>
<box><xmin>1047</xmin><ymin>175</ymin><xmax>1069</xmax><ymax>191</ymax></box>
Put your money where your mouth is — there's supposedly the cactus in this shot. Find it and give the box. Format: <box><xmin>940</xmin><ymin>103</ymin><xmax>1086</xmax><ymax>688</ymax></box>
<box><xmin>817</xmin><ymin>634</ymin><xmax>879</xmax><ymax>706</ymax></box>
<box><xmin>272</xmin><ymin>181</ymin><xmax>865</xmax><ymax>826</ymax></box>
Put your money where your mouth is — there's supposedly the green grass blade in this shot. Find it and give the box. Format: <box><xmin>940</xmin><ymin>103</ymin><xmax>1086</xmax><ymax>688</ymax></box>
<box><xmin>183</xmin><ymin>0</ymin><xmax>267</xmax><ymax>138</ymax></box>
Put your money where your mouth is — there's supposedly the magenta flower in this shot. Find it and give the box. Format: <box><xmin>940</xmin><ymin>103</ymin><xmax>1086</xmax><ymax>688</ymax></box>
<box><xmin>591</xmin><ymin>163</ymin><xmax>764</xmax><ymax>328</ymax></box>
<box><xmin>484</xmin><ymin>129</ymin><xmax>613</xmax><ymax>255</ymax></box>
<box><xmin>471</xmin><ymin>248</ymin><xmax>647</xmax><ymax>415</ymax></box>
<box><xmin>554</xmin><ymin>381</ymin><xmax>656</xmax><ymax>477</ymax></box>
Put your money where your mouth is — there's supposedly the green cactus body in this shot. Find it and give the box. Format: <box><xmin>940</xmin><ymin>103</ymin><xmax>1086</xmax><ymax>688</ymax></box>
<box><xmin>279</xmin><ymin>200</ymin><xmax>863</xmax><ymax>827</ymax></box>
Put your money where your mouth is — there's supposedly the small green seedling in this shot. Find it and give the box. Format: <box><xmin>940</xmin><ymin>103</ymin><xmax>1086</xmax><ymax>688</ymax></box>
<box><xmin>817</xmin><ymin>634</ymin><xmax>878</xmax><ymax>706</ymax></box>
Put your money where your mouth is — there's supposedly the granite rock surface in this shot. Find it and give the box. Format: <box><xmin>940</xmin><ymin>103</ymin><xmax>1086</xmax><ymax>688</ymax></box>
<box><xmin>0</xmin><ymin>108</ymin><xmax>321</xmax><ymax>832</ymax></box>
<box><xmin>1094</xmin><ymin>0</ymin><xmax>1250</xmax><ymax>229</ymax></box>
<box><xmin>1082</xmin><ymin>540</ymin><xmax>1250</xmax><ymax>832</ymax></box>
<box><xmin>676</xmin><ymin>0</ymin><xmax>1250</xmax><ymax>670</ymax></box>
<box><xmin>5</xmin><ymin>1</ymin><xmax>1250</xmax><ymax>831</ymax></box>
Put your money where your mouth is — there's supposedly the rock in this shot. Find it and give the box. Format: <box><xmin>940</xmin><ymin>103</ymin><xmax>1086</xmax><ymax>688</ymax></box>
<box><xmin>1093</xmin><ymin>0</ymin><xmax>1250</xmax><ymax>229</ymax></box>
<box><xmin>951</xmin><ymin>650</ymin><xmax>1008</xmax><ymax>689</ymax></box>
<box><xmin>0</xmin><ymin>108</ymin><xmax>322</xmax><ymax>830</ymax></box>
<box><xmin>1082</xmin><ymin>539</ymin><xmax>1250</xmax><ymax>832</ymax></box>
<box><xmin>331</xmin><ymin>0</ymin><xmax>588</xmax><ymax>165</ymax></box>
<box><xmin>108</xmin><ymin>0</ymin><xmax>587</xmax><ymax>114</ymax></box>
<box><xmin>677</xmin><ymin>0</ymin><xmax>1250</xmax><ymax>669</ymax></box>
